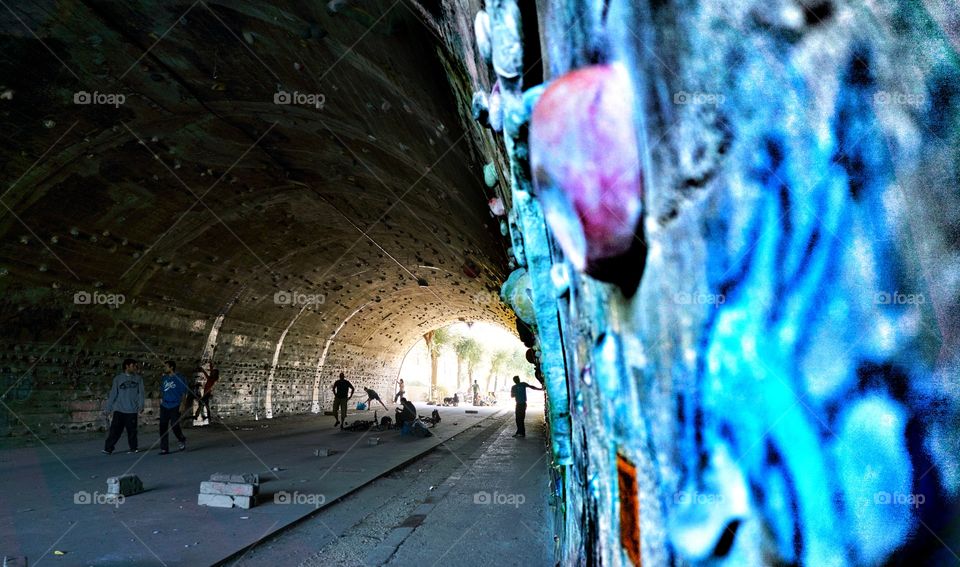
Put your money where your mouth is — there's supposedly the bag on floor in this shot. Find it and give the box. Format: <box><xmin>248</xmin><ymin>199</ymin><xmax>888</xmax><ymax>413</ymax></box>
<box><xmin>356</xmin><ymin>402</ymin><xmax>367</xmax><ymax>410</ymax></box>
<box><xmin>411</xmin><ymin>419</ymin><xmax>433</xmax><ymax>438</ymax></box>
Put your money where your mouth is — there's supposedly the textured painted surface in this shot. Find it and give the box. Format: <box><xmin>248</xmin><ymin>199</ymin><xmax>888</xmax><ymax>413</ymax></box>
<box><xmin>467</xmin><ymin>0</ymin><xmax>960</xmax><ymax>564</ymax></box>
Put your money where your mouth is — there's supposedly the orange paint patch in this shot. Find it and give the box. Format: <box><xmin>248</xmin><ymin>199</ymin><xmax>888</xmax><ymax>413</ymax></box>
<box><xmin>617</xmin><ymin>453</ymin><xmax>642</xmax><ymax>566</ymax></box>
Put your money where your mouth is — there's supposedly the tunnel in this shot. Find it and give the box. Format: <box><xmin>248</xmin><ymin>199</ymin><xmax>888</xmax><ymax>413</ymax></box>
<box><xmin>2</xmin><ymin>0</ymin><xmax>960</xmax><ymax>566</ymax></box>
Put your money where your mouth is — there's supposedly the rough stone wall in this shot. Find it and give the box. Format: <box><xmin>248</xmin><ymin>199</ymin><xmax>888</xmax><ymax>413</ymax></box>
<box><xmin>316</xmin><ymin>342</ymin><xmax>398</xmax><ymax>411</ymax></box>
<box><xmin>450</xmin><ymin>0</ymin><xmax>960</xmax><ymax>564</ymax></box>
<box><xmin>0</xmin><ymin>292</ymin><xmax>406</xmax><ymax>437</ymax></box>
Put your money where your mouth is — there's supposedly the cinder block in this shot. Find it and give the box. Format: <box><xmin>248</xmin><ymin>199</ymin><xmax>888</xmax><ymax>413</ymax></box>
<box><xmin>232</xmin><ymin>495</ymin><xmax>255</xmax><ymax>509</ymax></box>
<box><xmin>368</xmin><ymin>437</ymin><xmax>381</xmax><ymax>446</ymax></box>
<box><xmin>106</xmin><ymin>474</ymin><xmax>143</xmax><ymax>496</ymax></box>
<box><xmin>198</xmin><ymin>493</ymin><xmax>234</xmax><ymax>508</ymax></box>
<box><xmin>210</xmin><ymin>472</ymin><xmax>259</xmax><ymax>486</ymax></box>
<box><xmin>314</xmin><ymin>448</ymin><xmax>331</xmax><ymax>457</ymax></box>
<box><xmin>200</xmin><ymin>481</ymin><xmax>257</xmax><ymax>497</ymax></box>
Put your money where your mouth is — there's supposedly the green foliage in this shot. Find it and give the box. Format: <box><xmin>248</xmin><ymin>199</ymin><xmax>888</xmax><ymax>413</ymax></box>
<box><xmin>458</xmin><ymin>337</ymin><xmax>483</xmax><ymax>371</ymax></box>
<box><xmin>505</xmin><ymin>347</ymin><xmax>534</xmax><ymax>378</ymax></box>
<box><xmin>488</xmin><ymin>349</ymin><xmax>510</xmax><ymax>374</ymax></box>
<box><xmin>427</xmin><ymin>327</ymin><xmax>453</xmax><ymax>355</ymax></box>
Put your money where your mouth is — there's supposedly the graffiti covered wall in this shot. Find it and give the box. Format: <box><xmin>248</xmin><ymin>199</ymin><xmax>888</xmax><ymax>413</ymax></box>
<box><xmin>463</xmin><ymin>0</ymin><xmax>960</xmax><ymax>564</ymax></box>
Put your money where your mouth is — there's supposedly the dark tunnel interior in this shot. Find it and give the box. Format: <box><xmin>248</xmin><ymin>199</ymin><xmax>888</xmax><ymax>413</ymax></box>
<box><xmin>3</xmin><ymin>1</ymin><xmax>960</xmax><ymax>566</ymax></box>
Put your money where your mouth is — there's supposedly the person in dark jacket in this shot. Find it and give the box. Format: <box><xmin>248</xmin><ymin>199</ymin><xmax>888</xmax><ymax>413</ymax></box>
<box><xmin>158</xmin><ymin>360</ymin><xmax>188</xmax><ymax>455</ymax></box>
<box><xmin>102</xmin><ymin>358</ymin><xmax>145</xmax><ymax>454</ymax></box>
<box><xmin>395</xmin><ymin>397</ymin><xmax>417</xmax><ymax>429</ymax></box>
<box><xmin>510</xmin><ymin>375</ymin><xmax>542</xmax><ymax>438</ymax></box>
<box><xmin>332</xmin><ymin>372</ymin><xmax>354</xmax><ymax>429</ymax></box>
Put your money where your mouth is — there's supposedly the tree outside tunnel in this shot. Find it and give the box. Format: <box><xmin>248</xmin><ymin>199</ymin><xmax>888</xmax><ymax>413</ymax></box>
<box><xmin>401</xmin><ymin>322</ymin><xmax>534</xmax><ymax>404</ymax></box>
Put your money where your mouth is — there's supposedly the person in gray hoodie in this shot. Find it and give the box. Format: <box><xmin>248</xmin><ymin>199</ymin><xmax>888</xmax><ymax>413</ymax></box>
<box><xmin>102</xmin><ymin>358</ymin><xmax>145</xmax><ymax>454</ymax></box>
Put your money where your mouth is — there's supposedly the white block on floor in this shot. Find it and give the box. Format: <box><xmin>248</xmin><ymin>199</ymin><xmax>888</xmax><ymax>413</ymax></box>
<box><xmin>200</xmin><ymin>481</ymin><xmax>257</xmax><ymax>497</ymax></box>
<box><xmin>210</xmin><ymin>473</ymin><xmax>260</xmax><ymax>486</ymax></box>
<box><xmin>198</xmin><ymin>493</ymin><xmax>234</xmax><ymax>508</ymax></box>
<box><xmin>197</xmin><ymin>493</ymin><xmax>256</xmax><ymax>509</ymax></box>
<box><xmin>314</xmin><ymin>448</ymin><xmax>331</xmax><ymax>457</ymax></box>
<box><xmin>106</xmin><ymin>474</ymin><xmax>143</xmax><ymax>496</ymax></box>
<box><xmin>233</xmin><ymin>495</ymin><xmax>255</xmax><ymax>509</ymax></box>
<box><xmin>368</xmin><ymin>437</ymin><xmax>381</xmax><ymax>446</ymax></box>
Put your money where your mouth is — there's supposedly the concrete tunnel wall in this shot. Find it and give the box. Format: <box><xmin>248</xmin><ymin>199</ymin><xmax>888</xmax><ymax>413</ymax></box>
<box><xmin>0</xmin><ymin>0</ymin><xmax>517</xmax><ymax>436</ymax></box>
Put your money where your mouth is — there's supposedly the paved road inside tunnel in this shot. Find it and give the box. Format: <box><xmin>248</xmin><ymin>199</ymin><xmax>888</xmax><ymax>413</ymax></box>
<box><xmin>0</xmin><ymin>404</ymin><xmax>551</xmax><ymax>566</ymax></box>
<box><xmin>228</xmin><ymin>407</ymin><xmax>553</xmax><ymax>566</ymax></box>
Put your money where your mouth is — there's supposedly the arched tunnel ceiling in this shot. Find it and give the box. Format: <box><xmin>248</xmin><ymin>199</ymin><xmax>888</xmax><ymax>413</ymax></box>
<box><xmin>0</xmin><ymin>0</ymin><xmax>516</xmax><ymax>354</ymax></box>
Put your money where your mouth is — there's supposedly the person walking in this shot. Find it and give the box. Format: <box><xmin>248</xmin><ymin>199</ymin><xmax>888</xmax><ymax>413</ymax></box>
<box><xmin>158</xmin><ymin>360</ymin><xmax>188</xmax><ymax>455</ymax></box>
<box><xmin>363</xmin><ymin>387</ymin><xmax>390</xmax><ymax>411</ymax></box>
<box><xmin>394</xmin><ymin>378</ymin><xmax>405</xmax><ymax>403</ymax></box>
<box><xmin>102</xmin><ymin>358</ymin><xmax>145</xmax><ymax>454</ymax></box>
<box><xmin>472</xmin><ymin>380</ymin><xmax>481</xmax><ymax>405</ymax></box>
<box><xmin>332</xmin><ymin>372</ymin><xmax>354</xmax><ymax>429</ymax></box>
<box><xmin>509</xmin><ymin>375</ymin><xmax>542</xmax><ymax>438</ymax></box>
<box><xmin>193</xmin><ymin>361</ymin><xmax>220</xmax><ymax>421</ymax></box>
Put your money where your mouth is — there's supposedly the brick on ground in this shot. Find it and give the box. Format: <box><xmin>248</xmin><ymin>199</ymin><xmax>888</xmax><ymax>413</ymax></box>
<box><xmin>106</xmin><ymin>474</ymin><xmax>143</xmax><ymax>496</ymax></box>
<box><xmin>200</xmin><ymin>481</ymin><xmax>257</xmax><ymax>497</ymax></box>
<box><xmin>209</xmin><ymin>472</ymin><xmax>259</xmax><ymax>486</ymax></box>
<box><xmin>197</xmin><ymin>493</ymin><xmax>255</xmax><ymax>509</ymax></box>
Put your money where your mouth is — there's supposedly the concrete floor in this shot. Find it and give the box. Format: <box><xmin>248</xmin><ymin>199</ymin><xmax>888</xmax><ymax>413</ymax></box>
<box><xmin>0</xmin><ymin>402</ymin><xmax>553</xmax><ymax>566</ymax></box>
<box><xmin>230</xmin><ymin>406</ymin><xmax>554</xmax><ymax>566</ymax></box>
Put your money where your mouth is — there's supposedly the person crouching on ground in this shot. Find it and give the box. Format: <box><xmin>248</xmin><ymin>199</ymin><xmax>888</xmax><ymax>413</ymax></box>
<box><xmin>395</xmin><ymin>397</ymin><xmax>417</xmax><ymax>429</ymax></box>
<box><xmin>158</xmin><ymin>360</ymin><xmax>188</xmax><ymax>455</ymax></box>
<box><xmin>102</xmin><ymin>358</ymin><xmax>145</xmax><ymax>454</ymax></box>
